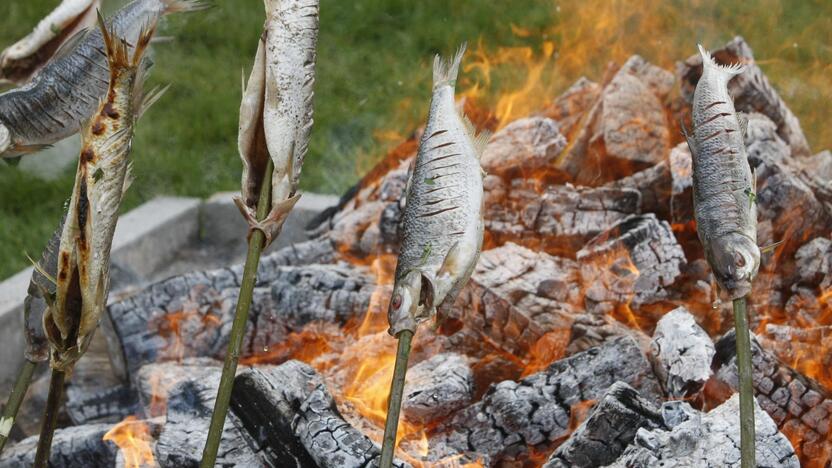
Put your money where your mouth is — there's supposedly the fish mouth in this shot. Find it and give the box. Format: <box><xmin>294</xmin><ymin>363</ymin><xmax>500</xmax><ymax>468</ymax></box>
<box><xmin>722</xmin><ymin>278</ymin><xmax>753</xmax><ymax>300</ymax></box>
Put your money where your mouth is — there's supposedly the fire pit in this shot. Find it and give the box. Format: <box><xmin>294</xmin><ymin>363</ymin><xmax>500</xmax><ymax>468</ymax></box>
<box><xmin>2</xmin><ymin>36</ymin><xmax>830</xmax><ymax>468</ymax></box>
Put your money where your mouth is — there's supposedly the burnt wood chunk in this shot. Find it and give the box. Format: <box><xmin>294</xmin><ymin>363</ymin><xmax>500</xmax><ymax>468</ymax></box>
<box><xmin>678</xmin><ymin>36</ymin><xmax>810</xmax><ymax>156</ymax></box>
<box><xmin>427</xmin><ymin>336</ymin><xmax>662</xmax><ymax>465</ymax></box>
<box><xmin>607</xmin><ymin>161</ymin><xmax>672</xmax><ymax>218</ymax></box>
<box><xmin>0</xmin><ymin>423</ymin><xmax>117</xmax><ymax>468</ymax></box>
<box><xmin>713</xmin><ymin>330</ymin><xmax>832</xmax><ymax>462</ymax></box>
<box><xmin>543</xmin><ymin>382</ymin><xmax>664</xmax><ymax>468</ymax></box>
<box><xmin>760</xmin><ymin>324</ymin><xmax>832</xmax><ymax>393</ymax></box>
<box><xmin>650</xmin><ymin>306</ymin><xmax>715</xmax><ymax>397</ymax></box>
<box><xmin>608</xmin><ymin>395</ymin><xmax>799</xmax><ymax>467</ymax></box>
<box><xmin>485</xmin><ymin>180</ymin><xmax>641</xmax><ymax>256</ymax></box>
<box><xmin>403</xmin><ymin>353</ymin><xmax>473</xmax><ymax>424</ymax></box>
<box><xmin>480</xmin><ymin>117</ymin><xmax>567</xmax><ymax>175</ymax></box>
<box><xmin>105</xmin><ymin>261</ymin><xmax>375</xmax><ymax>380</ymax></box>
<box><xmin>794</xmin><ymin>237</ymin><xmax>832</xmax><ymax>287</ymax></box>
<box><xmin>65</xmin><ymin>383</ymin><xmax>139</xmax><ymax>426</ymax></box>
<box><xmin>231</xmin><ymin>361</ymin><xmax>411</xmax><ymax>468</ymax></box>
<box><xmin>543</xmin><ymin>77</ymin><xmax>601</xmax><ymax>136</ymax></box>
<box><xmin>577</xmin><ymin>214</ymin><xmax>686</xmax><ymax>307</ymax></box>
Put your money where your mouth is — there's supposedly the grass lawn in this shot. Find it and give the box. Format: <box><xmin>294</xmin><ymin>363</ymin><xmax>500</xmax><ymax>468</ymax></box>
<box><xmin>0</xmin><ymin>0</ymin><xmax>829</xmax><ymax>279</ymax></box>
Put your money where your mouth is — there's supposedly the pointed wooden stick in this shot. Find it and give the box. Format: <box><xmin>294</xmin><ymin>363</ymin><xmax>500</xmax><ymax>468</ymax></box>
<box><xmin>380</xmin><ymin>329</ymin><xmax>414</xmax><ymax>468</ymax></box>
<box><xmin>733</xmin><ymin>296</ymin><xmax>756</xmax><ymax>467</ymax></box>
<box><xmin>33</xmin><ymin>369</ymin><xmax>66</xmax><ymax>467</ymax></box>
<box><xmin>200</xmin><ymin>158</ymin><xmax>274</xmax><ymax>468</ymax></box>
<box><xmin>0</xmin><ymin>359</ymin><xmax>37</xmax><ymax>455</ymax></box>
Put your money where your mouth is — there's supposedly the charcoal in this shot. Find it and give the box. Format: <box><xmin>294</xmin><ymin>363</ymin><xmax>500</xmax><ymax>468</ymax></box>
<box><xmin>543</xmin><ymin>77</ymin><xmax>601</xmax><ymax>136</ymax></box>
<box><xmin>0</xmin><ymin>423</ymin><xmax>117</xmax><ymax>468</ymax></box>
<box><xmin>649</xmin><ymin>306</ymin><xmax>715</xmax><ymax>397</ymax></box>
<box><xmin>678</xmin><ymin>36</ymin><xmax>810</xmax><ymax>156</ymax></box>
<box><xmin>713</xmin><ymin>330</ymin><xmax>832</xmax><ymax>462</ymax></box>
<box><xmin>427</xmin><ymin>336</ymin><xmax>662</xmax><ymax>465</ymax></box>
<box><xmin>577</xmin><ymin>214</ymin><xmax>686</xmax><ymax>307</ymax></box>
<box><xmin>134</xmin><ymin>358</ymin><xmax>223</xmax><ymax>417</ymax></box>
<box><xmin>760</xmin><ymin>324</ymin><xmax>832</xmax><ymax>391</ymax></box>
<box><xmin>794</xmin><ymin>237</ymin><xmax>831</xmax><ymax>286</ymax></box>
<box><xmin>566</xmin><ymin>313</ymin><xmax>644</xmax><ymax>355</ymax></box>
<box><xmin>480</xmin><ymin>117</ymin><xmax>567</xmax><ymax>175</ymax></box>
<box><xmin>402</xmin><ymin>353</ymin><xmax>473</xmax><ymax>424</ymax></box>
<box><xmin>607</xmin><ymin>161</ymin><xmax>671</xmax><ymax>217</ymax></box>
<box><xmin>485</xmin><ymin>180</ymin><xmax>641</xmax><ymax>256</ymax></box>
<box><xmin>543</xmin><ymin>382</ymin><xmax>664</xmax><ymax>468</ymax></box>
<box><xmin>105</xmin><ymin>262</ymin><xmax>375</xmax><ymax>380</ymax></box>
<box><xmin>607</xmin><ymin>395</ymin><xmax>799</xmax><ymax>467</ymax></box>
<box><xmin>231</xmin><ymin>361</ymin><xmax>410</xmax><ymax>468</ymax></box>
<box><xmin>65</xmin><ymin>384</ymin><xmax>139</xmax><ymax>426</ymax></box>
<box><xmin>154</xmin><ymin>366</ymin><xmax>263</xmax><ymax>467</ymax></box>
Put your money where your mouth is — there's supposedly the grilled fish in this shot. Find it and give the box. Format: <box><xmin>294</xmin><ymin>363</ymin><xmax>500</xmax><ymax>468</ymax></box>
<box><xmin>23</xmin><ymin>215</ymin><xmax>66</xmax><ymax>363</ymax></box>
<box><xmin>0</xmin><ymin>0</ymin><xmax>203</xmax><ymax>159</ymax></box>
<box><xmin>44</xmin><ymin>16</ymin><xmax>159</xmax><ymax>371</ymax></box>
<box><xmin>387</xmin><ymin>44</ymin><xmax>489</xmax><ymax>336</ymax></box>
<box><xmin>685</xmin><ymin>45</ymin><xmax>759</xmax><ymax>300</ymax></box>
<box><xmin>235</xmin><ymin>0</ymin><xmax>319</xmax><ymax>246</ymax></box>
<box><xmin>0</xmin><ymin>0</ymin><xmax>100</xmax><ymax>86</ymax></box>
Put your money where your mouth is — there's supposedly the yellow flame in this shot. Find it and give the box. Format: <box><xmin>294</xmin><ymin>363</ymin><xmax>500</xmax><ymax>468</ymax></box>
<box><xmin>102</xmin><ymin>416</ymin><xmax>155</xmax><ymax>468</ymax></box>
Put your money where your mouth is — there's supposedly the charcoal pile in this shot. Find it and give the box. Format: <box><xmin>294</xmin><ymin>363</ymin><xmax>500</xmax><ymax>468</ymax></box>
<box><xmin>3</xmin><ymin>36</ymin><xmax>830</xmax><ymax>468</ymax></box>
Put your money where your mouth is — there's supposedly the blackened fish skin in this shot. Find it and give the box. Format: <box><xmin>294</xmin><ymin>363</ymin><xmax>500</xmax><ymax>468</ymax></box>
<box><xmin>686</xmin><ymin>45</ymin><xmax>759</xmax><ymax>300</ymax></box>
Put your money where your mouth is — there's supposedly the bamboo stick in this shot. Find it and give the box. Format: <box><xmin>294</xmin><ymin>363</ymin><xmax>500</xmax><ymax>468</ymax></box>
<box><xmin>33</xmin><ymin>369</ymin><xmax>65</xmax><ymax>467</ymax></box>
<box><xmin>733</xmin><ymin>296</ymin><xmax>756</xmax><ymax>467</ymax></box>
<box><xmin>379</xmin><ymin>329</ymin><xmax>414</xmax><ymax>468</ymax></box>
<box><xmin>0</xmin><ymin>359</ymin><xmax>37</xmax><ymax>455</ymax></box>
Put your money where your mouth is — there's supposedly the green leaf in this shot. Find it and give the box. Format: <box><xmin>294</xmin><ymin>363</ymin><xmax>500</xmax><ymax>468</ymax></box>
<box><xmin>93</xmin><ymin>168</ymin><xmax>104</xmax><ymax>182</ymax></box>
<box><xmin>419</xmin><ymin>242</ymin><xmax>432</xmax><ymax>264</ymax></box>
<box><xmin>50</xmin><ymin>23</ymin><xmax>61</xmax><ymax>35</ymax></box>
<box><xmin>743</xmin><ymin>188</ymin><xmax>757</xmax><ymax>207</ymax></box>
<box><xmin>424</xmin><ymin>177</ymin><xmax>435</xmax><ymax>186</ymax></box>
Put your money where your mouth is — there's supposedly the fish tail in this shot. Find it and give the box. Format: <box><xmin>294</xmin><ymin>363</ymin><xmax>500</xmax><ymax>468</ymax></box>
<box><xmin>97</xmin><ymin>11</ymin><xmax>131</xmax><ymax>74</ymax></box>
<box><xmin>161</xmin><ymin>0</ymin><xmax>209</xmax><ymax>14</ymax></box>
<box><xmin>697</xmin><ymin>44</ymin><xmax>745</xmax><ymax>78</ymax></box>
<box><xmin>131</xmin><ymin>20</ymin><xmax>159</xmax><ymax>67</ymax></box>
<box><xmin>433</xmin><ymin>42</ymin><xmax>467</xmax><ymax>90</ymax></box>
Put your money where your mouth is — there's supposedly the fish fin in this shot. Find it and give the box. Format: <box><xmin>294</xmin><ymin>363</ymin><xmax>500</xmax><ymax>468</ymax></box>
<box><xmin>131</xmin><ymin>20</ymin><xmax>159</xmax><ymax>67</ymax></box>
<box><xmin>760</xmin><ymin>239</ymin><xmax>785</xmax><ymax>254</ymax></box>
<box><xmin>697</xmin><ymin>44</ymin><xmax>745</xmax><ymax>77</ymax></box>
<box><xmin>3</xmin><ymin>155</ymin><xmax>23</xmax><ymax>166</ymax></box>
<box><xmin>138</xmin><ymin>84</ymin><xmax>170</xmax><ymax>119</ymax></box>
<box><xmin>433</xmin><ymin>42</ymin><xmax>467</xmax><ymax>90</ymax></box>
<box><xmin>680</xmin><ymin>119</ymin><xmax>697</xmax><ymax>158</ymax></box>
<box><xmin>97</xmin><ymin>11</ymin><xmax>129</xmax><ymax>70</ymax></box>
<box><xmin>26</xmin><ymin>252</ymin><xmax>57</xmax><ymax>287</ymax></box>
<box><xmin>161</xmin><ymin>0</ymin><xmax>210</xmax><ymax>14</ymax></box>
<box><xmin>8</xmin><ymin>144</ymin><xmax>52</xmax><ymax>157</ymax></box>
<box><xmin>737</xmin><ymin>112</ymin><xmax>749</xmax><ymax>139</ymax></box>
<box><xmin>122</xmin><ymin>161</ymin><xmax>134</xmax><ymax>195</ymax></box>
<box><xmin>51</xmin><ymin>28</ymin><xmax>89</xmax><ymax>62</ymax></box>
<box><xmin>459</xmin><ymin>114</ymin><xmax>490</xmax><ymax>159</ymax></box>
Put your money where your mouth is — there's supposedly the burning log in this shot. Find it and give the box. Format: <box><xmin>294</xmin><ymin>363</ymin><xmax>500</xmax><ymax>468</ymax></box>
<box><xmin>760</xmin><ymin>324</ymin><xmax>832</xmax><ymax>391</ymax></box>
<box><xmin>0</xmin><ymin>423</ymin><xmax>118</xmax><ymax>468</ymax></box>
<box><xmin>542</xmin><ymin>77</ymin><xmax>601</xmax><ymax>136</ymax></box>
<box><xmin>480</xmin><ymin>116</ymin><xmax>567</xmax><ymax>176</ymax></box>
<box><xmin>485</xmin><ymin>180</ymin><xmax>641</xmax><ymax>256</ymax></box>
<box><xmin>607</xmin><ymin>394</ymin><xmax>799</xmax><ymax>467</ymax></box>
<box><xmin>402</xmin><ymin>353</ymin><xmax>473</xmax><ymax>424</ymax></box>
<box><xmin>543</xmin><ymin>382</ymin><xmax>664</xmax><ymax>468</ymax></box>
<box><xmin>793</xmin><ymin>237</ymin><xmax>831</xmax><ymax>287</ymax></box>
<box><xmin>105</xmin><ymin>261</ymin><xmax>374</xmax><ymax>380</ymax></box>
<box><xmin>427</xmin><ymin>336</ymin><xmax>662</xmax><ymax>465</ymax></box>
<box><xmin>64</xmin><ymin>384</ymin><xmax>139</xmax><ymax>426</ymax></box>
<box><xmin>678</xmin><ymin>36</ymin><xmax>810</xmax><ymax>157</ymax></box>
<box><xmin>231</xmin><ymin>361</ymin><xmax>410</xmax><ymax>468</ymax></box>
<box><xmin>713</xmin><ymin>330</ymin><xmax>832</xmax><ymax>462</ymax></box>
<box><xmin>649</xmin><ymin>306</ymin><xmax>715</xmax><ymax>398</ymax></box>
<box><xmin>577</xmin><ymin>214</ymin><xmax>686</xmax><ymax>308</ymax></box>
<box><xmin>154</xmin><ymin>364</ymin><xmax>263</xmax><ymax>467</ymax></box>
<box><xmin>558</xmin><ymin>55</ymin><xmax>673</xmax><ymax>185</ymax></box>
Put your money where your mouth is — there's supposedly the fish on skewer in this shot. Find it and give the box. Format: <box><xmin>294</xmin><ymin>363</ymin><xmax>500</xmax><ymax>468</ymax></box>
<box><xmin>684</xmin><ymin>45</ymin><xmax>760</xmax><ymax>300</ymax></box>
<box><xmin>387</xmin><ymin>44</ymin><xmax>488</xmax><ymax>336</ymax></box>
<box><xmin>0</xmin><ymin>0</ymin><xmax>101</xmax><ymax>86</ymax></box>
<box><xmin>44</xmin><ymin>15</ymin><xmax>162</xmax><ymax>372</ymax></box>
<box><xmin>24</xmin><ymin>214</ymin><xmax>66</xmax><ymax>364</ymax></box>
<box><xmin>0</xmin><ymin>0</ymin><xmax>204</xmax><ymax>159</ymax></box>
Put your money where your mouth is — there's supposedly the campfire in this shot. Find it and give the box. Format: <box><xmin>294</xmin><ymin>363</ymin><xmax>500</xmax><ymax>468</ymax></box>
<box><xmin>2</xmin><ymin>35</ymin><xmax>830</xmax><ymax>468</ymax></box>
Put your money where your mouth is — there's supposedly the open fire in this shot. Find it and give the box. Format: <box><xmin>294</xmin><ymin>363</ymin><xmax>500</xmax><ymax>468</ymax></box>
<box><xmin>2</xmin><ymin>24</ymin><xmax>830</xmax><ymax>468</ymax></box>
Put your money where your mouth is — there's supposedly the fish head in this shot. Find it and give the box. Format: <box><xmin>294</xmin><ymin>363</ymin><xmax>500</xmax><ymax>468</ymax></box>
<box><xmin>709</xmin><ymin>233</ymin><xmax>760</xmax><ymax>299</ymax></box>
<box><xmin>387</xmin><ymin>269</ymin><xmax>435</xmax><ymax>336</ymax></box>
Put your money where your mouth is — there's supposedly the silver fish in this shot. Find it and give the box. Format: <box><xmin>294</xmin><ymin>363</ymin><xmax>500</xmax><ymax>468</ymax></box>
<box><xmin>23</xmin><ymin>215</ymin><xmax>66</xmax><ymax>363</ymax></box>
<box><xmin>685</xmin><ymin>45</ymin><xmax>759</xmax><ymax>300</ymax></box>
<box><xmin>0</xmin><ymin>0</ymin><xmax>203</xmax><ymax>159</ymax></box>
<box><xmin>44</xmin><ymin>17</ymin><xmax>158</xmax><ymax>371</ymax></box>
<box><xmin>387</xmin><ymin>44</ymin><xmax>489</xmax><ymax>336</ymax></box>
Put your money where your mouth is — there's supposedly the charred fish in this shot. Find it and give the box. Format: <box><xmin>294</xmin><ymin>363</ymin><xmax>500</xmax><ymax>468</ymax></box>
<box><xmin>387</xmin><ymin>44</ymin><xmax>489</xmax><ymax>336</ymax></box>
<box><xmin>0</xmin><ymin>0</ymin><xmax>203</xmax><ymax>159</ymax></box>
<box><xmin>685</xmin><ymin>45</ymin><xmax>759</xmax><ymax>300</ymax></box>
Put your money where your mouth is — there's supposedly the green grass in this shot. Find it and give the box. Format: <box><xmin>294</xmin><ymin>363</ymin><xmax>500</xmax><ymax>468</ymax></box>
<box><xmin>0</xmin><ymin>0</ymin><xmax>829</xmax><ymax>279</ymax></box>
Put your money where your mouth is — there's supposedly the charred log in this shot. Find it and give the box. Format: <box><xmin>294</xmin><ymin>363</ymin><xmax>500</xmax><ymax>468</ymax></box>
<box><xmin>427</xmin><ymin>336</ymin><xmax>662</xmax><ymax>465</ymax></box>
<box><xmin>402</xmin><ymin>353</ymin><xmax>473</xmax><ymax>424</ymax></box>
<box><xmin>65</xmin><ymin>384</ymin><xmax>139</xmax><ymax>426</ymax></box>
<box><xmin>0</xmin><ymin>423</ymin><xmax>117</xmax><ymax>468</ymax></box>
<box><xmin>542</xmin><ymin>77</ymin><xmax>601</xmax><ymax>136</ymax></box>
<box><xmin>480</xmin><ymin>117</ymin><xmax>568</xmax><ymax>177</ymax></box>
<box><xmin>649</xmin><ymin>306</ymin><xmax>715</xmax><ymax>398</ymax></box>
<box><xmin>231</xmin><ymin>361</ymin><xmax>411</xmax><ymax>468</ymax></box>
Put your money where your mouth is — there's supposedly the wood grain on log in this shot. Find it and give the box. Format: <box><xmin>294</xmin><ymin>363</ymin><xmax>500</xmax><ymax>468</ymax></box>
<box><xmin>427</xmin><ymin>336</ymin><xmax>662</xmax><ymax>465</ymax></box>
<box><xmin>649</xmin><ymin>306</ymin><xmax>715</xmax><ymax>398</ymax></box>
<box><xmin>0</xmin><ymin>423</ymin><xmax>117</xmax><ymax>468</ymax></box>
<box><xmin>232</xmin><ymin>361</ymin><xmax>411</xmax><ymax>468</ymax></box>
<box><xmin>402</xmin><ymin>353</ymin><xmax>473</xmax><ymax>424</ymax></box>
<box><xmin>65</xmin><ymin>384</ymin><xmax>139</xmax><ymax>426</ymax></box>
<box><xmin>480</xmin><ymin>117</ymin><xmax>567</xmax><ymax>176</ymax></box>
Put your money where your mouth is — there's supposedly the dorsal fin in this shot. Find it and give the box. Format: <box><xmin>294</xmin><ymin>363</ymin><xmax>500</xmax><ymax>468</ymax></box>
<box><xmin>51</xmin><ymin>28</ymin><xmax>89</xmax><ymax>62</ymax></box>
<box><xmin>460</xmin><ymin>114</ymin><xmax>490</xmax><ymax>159</ymax></box>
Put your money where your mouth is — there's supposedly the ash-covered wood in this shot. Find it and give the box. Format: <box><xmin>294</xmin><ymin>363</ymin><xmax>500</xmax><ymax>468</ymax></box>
<box><xmin>607</xmin><ymin>394</ymin><xmax>799</xmax><ymax>467</ymax></box>
<box><xmin>485</xmin><ymin>179</ymin><xmax>641</xmax><ymax>256</ymax></box>
<box><xmin>134</xmin><ymin>358</ymin><xmax>222</xmax><ymax>417</ymax></box>
<box><xmin>543</xmin><ymin>382</ymin><xmax>664</xmax><ymax>468</ymax></box>
<box><xmin>480</xmin><ymin>117</ymin><xmax>567</xmax><ymax>175</ymax></box>
<box><xmin>232</xmin><ymin>361</ymin><xmax>410</xmax><ymax>468</ymax></box>
<box><xmin>649</xmin><ymin>306</ymin><xmax>715</xmax><ymax>398</ymax></box>
<box><xmin>427</xmin><ymin>336</ymin><xmax>662</xmax><ymax>465</ymax></box>
<box><xmin>713</xmin><ymin>330</ymin><xmax>832</xmax><ymax>460</ymax></box>
<box><xmin>106</xmin><ymin>261</ymin><xmax>375</xmax><ymax>380</ymax></box>
<box><xmin>402</xmin><ymin>353</ymin><xmax>473</xmax><ymax>424</ymax></box>
<box><xmin>760</xmin><ymin>324</ymin><xmax>832</xmax><ymax>391</ymax></box>
<box><xmin>678</xmin><ymin>36</ymin><xmax>810</xmax><ymax>157</ymax></box>
<box><xmin>154</xmin><ymin>365</ymin><xmax>263</xmax><ymax>467</ymax></box>
<box><xmin>565</xmin><ymin>313</ymin><xmax>643</xmax><ymax>355</ymax></box>
<box><xmin>543</xmin><ymin>77</ymin><xmax>601</xmax><ymax>136</ymax></box>
<box><xmin>577</xmin><ymin>214</ymin><xmax>686</xmax><ymax>307</ymax></box>
<box><xmin>0</xmin><ymin>423</ymin><xmax>117</xmax><ymax>468</ymax></box>
<box><xmin>65</xmin><ymin>384</ymin><xmax>139</xmax><ymax>426</ymax></box>
<box><xmin>794</xmin><ymin>237</ymin><xmax>831</xmax><ymax>287</ymax></box>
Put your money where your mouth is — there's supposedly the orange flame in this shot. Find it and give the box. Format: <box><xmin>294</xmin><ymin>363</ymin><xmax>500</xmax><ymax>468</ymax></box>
<box><xmin>103</xmin><ymin>416</ymin><xmax>155</xmax><ymax>468</ymax></box>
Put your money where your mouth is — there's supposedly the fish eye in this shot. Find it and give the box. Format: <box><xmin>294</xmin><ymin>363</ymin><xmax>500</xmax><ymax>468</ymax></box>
<box><xmin>391</xmin><ymin>294</ymin><xmax>402</xmax><ymax>309</ymax></box>
<box><xmin>735</xmin><ymin>253</ymin><xmax>746</xmax><ymax>268</ymax></box>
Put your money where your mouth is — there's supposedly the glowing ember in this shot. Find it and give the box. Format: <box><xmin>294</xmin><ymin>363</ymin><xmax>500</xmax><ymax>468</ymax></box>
<box><xmin>102</xmin><ymin>416</ymin><xmax>155</xmax><ymax>468</ymax></box>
